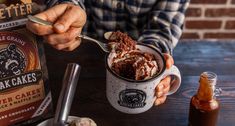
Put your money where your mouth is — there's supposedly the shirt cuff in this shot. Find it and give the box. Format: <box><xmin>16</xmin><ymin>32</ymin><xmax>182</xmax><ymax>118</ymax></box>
<box><xmin>58</xmin><ymin>0</ymin><xmax>85</xmax><ymax>10</ymax></box>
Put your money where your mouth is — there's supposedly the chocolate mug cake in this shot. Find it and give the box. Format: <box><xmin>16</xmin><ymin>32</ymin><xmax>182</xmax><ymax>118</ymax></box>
<box><xmin>107</xmin><ymin>31</ymin><xmax>160</xmax><ymax>80</ymax></box>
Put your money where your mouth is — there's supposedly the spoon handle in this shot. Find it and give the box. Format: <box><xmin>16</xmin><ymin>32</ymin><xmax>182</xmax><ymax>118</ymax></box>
<box><xmin>28</xmin><ymin>15</ymin><xmax>53</xmax><ymax>26</ymax></box>
<box><xmin>53</xmin><ymin>63</ymin><xmax>81</xmax><ymax>126</ymax></box>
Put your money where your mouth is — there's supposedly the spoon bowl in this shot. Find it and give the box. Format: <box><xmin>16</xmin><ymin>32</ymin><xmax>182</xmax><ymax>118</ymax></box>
<box><xmin>104</xmin><ymin>31</ymin><xmax>113</xmax><ymax>40</ymax></box>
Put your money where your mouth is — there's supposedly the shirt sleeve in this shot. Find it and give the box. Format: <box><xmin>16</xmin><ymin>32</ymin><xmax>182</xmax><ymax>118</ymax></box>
<box><xmin>47</xmin><ymin>0</ymin><xmax>85</xmax><ymax>9</ymax></box>
<box><xmin>138</xmin><ymin>0</ymin><xmax>190</xmax><ymax>55</ymax></box>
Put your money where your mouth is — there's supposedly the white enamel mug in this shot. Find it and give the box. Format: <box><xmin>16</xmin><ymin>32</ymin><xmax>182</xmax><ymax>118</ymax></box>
<box><xmin>106</xmin><ymin>43</ymin><xmax>181</xmax><ymax>114</ymax></box>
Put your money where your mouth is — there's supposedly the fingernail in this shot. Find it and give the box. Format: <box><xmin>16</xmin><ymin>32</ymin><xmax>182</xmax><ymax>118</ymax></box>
<box><xmin>155</xmin><ymin>100</ymin><xmax>160</xmax><ymax>106</ymax></box>
<box><xmin>54</xmin><ymin>23</ymin><xmax>64</xmax><ymax>31</ymax></box>
<box><xmin>157</xmin><ymin>91</ymin><xmax>163</xmax><ymax>98</ymax></box>
<box><xmin>158</xmin><ymin>84</ymin><xmax>164</xmax><ymax>90</ymax></box>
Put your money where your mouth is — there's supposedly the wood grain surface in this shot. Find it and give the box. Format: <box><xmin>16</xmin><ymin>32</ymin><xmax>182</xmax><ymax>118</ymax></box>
<box><xmin>39</xmin><ymin>40</ymin><xmax>235</xmax><ymax>126</ymax></box>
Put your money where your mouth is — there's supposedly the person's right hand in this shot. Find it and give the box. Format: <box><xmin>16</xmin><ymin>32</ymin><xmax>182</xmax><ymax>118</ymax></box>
<box><xmin>26</xmin><ymin>3</ymin><xmax>86</xmax><ymax>51</ymax></box>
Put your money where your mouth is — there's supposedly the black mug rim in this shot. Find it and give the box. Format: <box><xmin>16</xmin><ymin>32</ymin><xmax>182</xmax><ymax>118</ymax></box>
<box><xmin>105</xmin><ymin>43</ymin><xmax>166</xmax><ymax>83</ymax></box>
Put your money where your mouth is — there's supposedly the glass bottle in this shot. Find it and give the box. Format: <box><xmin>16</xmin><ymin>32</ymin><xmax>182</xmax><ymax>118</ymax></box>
<box><xmin>188</xmin><ymin>72</ymin><xmax>220</xmax><ymax>126</ymax></box>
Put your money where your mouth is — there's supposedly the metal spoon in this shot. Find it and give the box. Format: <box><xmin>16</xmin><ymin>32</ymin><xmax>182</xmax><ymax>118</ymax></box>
<box><xmin>53</xmin><ymin>63</ymin><xmax>81</xmax><ymax>126</ymax></box>
<box><xmin>27</xmin><ymin>15</ymin><xmax>110</xmax><ymax>53</ymax></box>
<box><xmin>103</xmin><ymin>31</ymin><xmax>113</xmax><ymax>40</ymax></box>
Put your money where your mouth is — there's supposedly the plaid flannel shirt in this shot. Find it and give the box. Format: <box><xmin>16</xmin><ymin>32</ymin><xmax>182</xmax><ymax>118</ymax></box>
<box><xmin>48</xmin><ymin>0</ymin><xmax>190</xmax><ymax>54</ymax></box>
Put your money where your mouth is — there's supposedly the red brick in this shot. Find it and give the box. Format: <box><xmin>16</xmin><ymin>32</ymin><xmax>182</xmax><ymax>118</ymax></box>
<box><xmin>181</xmin><ymin>32</ymin><xmax>200</xmax><ymax>39</ymax></box>
<box><xmin>232</xmin><ymin>0</ymin><xmax>235</xmax><ymax>4</ymax></box>
<box><xmin>205</xmin><ymin>8</ymin><xmax>235</xmax><ymax>17</ymax></box>
<box><xmin>204</xmin><ymin>33</ymin><xmax>235</xmax><ymax>39</ymax></box>
<box><xmin>225</xmin><ymin>20</ymin><xmax>235</xmax><ymax>29</ymax></box>
<box><xmin>185</xmin><ymin>20</ymin><xmax>222</xmax><ymax>29</ymax></box>
<box><xmin>191</xmin><ymin>0</ymin><xmax>227</xmax><ymax>4</ymax></box>
<box><xmin>185</xmin><ymin>8</ymin><xmax>202</xmax><ymax>17</ymax></box>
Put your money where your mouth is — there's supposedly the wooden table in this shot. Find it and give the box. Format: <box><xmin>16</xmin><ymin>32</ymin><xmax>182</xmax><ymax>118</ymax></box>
<box><xmin>42</xmin><ymin>40</ymin><xmax>235</xmax><ymax>126</ymax></box>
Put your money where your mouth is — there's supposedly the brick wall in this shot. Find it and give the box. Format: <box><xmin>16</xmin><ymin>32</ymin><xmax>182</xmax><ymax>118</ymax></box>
<box><xmin>182</xmin><ymin>0</ymin><xmax>235</xmax><ymax>39</ymax></box>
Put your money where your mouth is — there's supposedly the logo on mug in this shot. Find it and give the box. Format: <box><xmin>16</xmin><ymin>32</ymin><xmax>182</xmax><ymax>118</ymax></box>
<box><xmin>118</xmin><ymin>89</ymin><xmax>146</xmax><ymax>108</ymax></box>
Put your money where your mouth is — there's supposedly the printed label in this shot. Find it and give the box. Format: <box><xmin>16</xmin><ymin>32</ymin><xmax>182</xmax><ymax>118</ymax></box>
<box><xmin>0</xmin><ymin>31</ymin><xmax>46</xmax><ymax>125</ymax></box>
<box><xmin>0</xmin><ymin>0</ymin><xmax>46</xmax><ymax>30</ymax></box>
<box><xmin>0</xmin><ymin>1</ymin><xmax>52</xmax><ymax>126</ymax></box>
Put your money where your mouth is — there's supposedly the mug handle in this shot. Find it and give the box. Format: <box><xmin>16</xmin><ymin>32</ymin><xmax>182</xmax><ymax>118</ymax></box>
<box><xmin>162</xmin><ymin>65</ymin><xmax>181</xmax><ymax>95</ymax></box>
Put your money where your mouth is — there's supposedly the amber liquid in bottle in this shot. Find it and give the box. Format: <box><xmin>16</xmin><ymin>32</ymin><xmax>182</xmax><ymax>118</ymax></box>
<box><xmin>188</xmin><ymin>72</ymin><xmax>220</xmax><ymax>126</ymax></box>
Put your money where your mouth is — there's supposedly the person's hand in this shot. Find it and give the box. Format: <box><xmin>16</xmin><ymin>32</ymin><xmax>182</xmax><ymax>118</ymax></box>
<box><xmin>26</xmin><ymin>3</ymin><xmax>86</xmax><ymax>51</ymax></box>
<box><xmin>154</xmin><ymin>53</ymin><xmax>174</xmax><ymax>106</ymax></box>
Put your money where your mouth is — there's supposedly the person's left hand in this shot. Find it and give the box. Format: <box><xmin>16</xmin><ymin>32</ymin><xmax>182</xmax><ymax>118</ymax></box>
<box><xmin>154</xmin><ymin>53</ymin><xmax>174</xmax><ymax>106</ymax></box>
